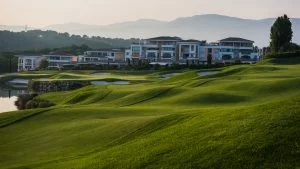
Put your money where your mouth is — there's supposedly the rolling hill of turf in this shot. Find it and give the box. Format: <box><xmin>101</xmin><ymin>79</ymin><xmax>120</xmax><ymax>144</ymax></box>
<box><xmin>0</xmin><ymin>58</ymin><xmax>300</xmax><ymax>169</ymax></box>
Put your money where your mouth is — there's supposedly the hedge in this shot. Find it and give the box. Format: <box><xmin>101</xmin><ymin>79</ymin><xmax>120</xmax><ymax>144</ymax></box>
<box><xmin>264</xmin><ymin>51</ymin><xmax>300</xmax><ymax>59</ymax></box>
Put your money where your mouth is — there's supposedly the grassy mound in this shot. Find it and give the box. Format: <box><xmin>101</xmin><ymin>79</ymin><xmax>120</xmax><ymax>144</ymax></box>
<box><xmin>1</xmin><ymin>60</ymin><xmax>300</xmax><ymax>169</ymax></box>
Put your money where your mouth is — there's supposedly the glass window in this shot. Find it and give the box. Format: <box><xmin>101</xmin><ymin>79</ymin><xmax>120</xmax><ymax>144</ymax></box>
<box><xmin>147</xmin><ymin>52</ymin><xmax>156</xmax><ymax>58</ymax></box>
<box><xmin>191</xmin><ymin>45</ymin><xmax>195</xmax><ymax>51</ymax></box>
<box><xmin>162</xmin><ymin>53</ymin><xmax>172</xmax><ymax>58</ymax></box>
<box><xmin>132</xmin><ymin>46</ymin><xmax>141</xmax><ymax>52</ymax></box>
<box><xmin>25</xmin><ymin>59</ymin><xmax>32</xmax><ymax>65</ymax></box>
<box><xmin>162</xmin><ymin>47</ymin><xmax>175</xmax><ymax>51</ymax></box>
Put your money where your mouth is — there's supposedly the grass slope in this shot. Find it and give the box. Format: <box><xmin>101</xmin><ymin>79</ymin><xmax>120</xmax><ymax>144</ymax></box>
<box><xmin>0</xmin><ymin>58</ymin><xmax>300</xmax><ymax>169</ymax></box>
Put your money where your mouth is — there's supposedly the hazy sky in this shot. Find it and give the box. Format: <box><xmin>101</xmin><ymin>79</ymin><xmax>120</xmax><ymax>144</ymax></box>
<box><xmin>1</xmin><ymin>0</ymin><xmax>300</xmax><ymax>27</ymax></box>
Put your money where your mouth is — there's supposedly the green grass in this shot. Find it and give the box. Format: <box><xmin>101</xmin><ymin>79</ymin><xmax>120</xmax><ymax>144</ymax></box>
<box><xmin>0</xmin><ymin>70</ymin><xmax>151</xmax><ymax>84</ymax></box>
<box><xmin>1</xmin><ymin>58</ymin><xmax>300</xmax><ymax>169</ymax></box>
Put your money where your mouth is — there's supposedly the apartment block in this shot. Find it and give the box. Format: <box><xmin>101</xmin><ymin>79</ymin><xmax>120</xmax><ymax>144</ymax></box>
<box><xmin>17</xmin><ymin>55</ymin><xmax>44</xmax><ymax>71</ymax></box>
<box><xmin>16</xmin><ymin>36</ymin><xmax>260</xmax><ymax>71</ymax></box>
<box><xmin>128</xmin><ymin>36</ymin><xmax>260</xmax><ymax>64</ymax></box>
<box><xmin>80</xmin><ymin>49</ymin><xmax>125</xmax><ymax>63</ymax></box>
<box><xmin>17</xmin><ymin>53</ymin><xmax>78</xmax><ymax>71</ymax></box>
<box><xmin>43</xmin><ymin>53</ymin><xmax>78</xmax><ymax>69</ymax></box>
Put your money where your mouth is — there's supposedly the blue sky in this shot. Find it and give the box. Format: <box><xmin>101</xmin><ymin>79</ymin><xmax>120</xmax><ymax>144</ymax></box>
<box><xmin>1</xmin><ymin>0</ymin><xmax>300</xmax><ymax>27</ymax></box>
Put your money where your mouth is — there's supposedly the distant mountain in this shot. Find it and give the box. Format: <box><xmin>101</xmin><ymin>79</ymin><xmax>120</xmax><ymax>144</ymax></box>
<box><xmin>1</xmin><ymin>14</ymin><xmax>300</xmax><ymax>47</ymax></box>
<box><xmin>43</xmin><ymin>14</ymin><xmax>300</xmax><ymax>47</ymax></box>
<box><xmin>0</xmin><ymin>25</ymin><xmax>36</xmax><ymax>32</ymax></box>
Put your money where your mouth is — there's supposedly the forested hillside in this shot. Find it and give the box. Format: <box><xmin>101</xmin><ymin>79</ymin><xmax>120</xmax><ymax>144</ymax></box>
<box><xmin>0</xmin><ymin>30</ymin><xmax>138</xmax><ymax>52</ymax></box>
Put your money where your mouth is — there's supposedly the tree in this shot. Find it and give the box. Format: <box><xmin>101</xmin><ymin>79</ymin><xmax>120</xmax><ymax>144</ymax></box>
<box><xmin>39</xmin><ymin>59</ymin><xmax>49</xmax><ymax>69</ymax></box>
<box><xmin>287</xmin><ymin>42</ymin><xmax>300</xmax><ymax>51</ymax></box>
<box><xmin>0</xmin><ymin>53</ymin><xmax>17</xmax><ymax>73</ymax></box>
<box><xmin>207</xmin><ymin>54</ymin><xmax>212</xmax><ymax>65</ymax></box>
<box><xmin>270</xmin><ymin>14</ymin><xmax>293</xmax><ymax>53</ymax></box>
<box><xmin>0</xmin><ymin>30</ymin><xmax>138</xmax><ymax>52</ymax></box>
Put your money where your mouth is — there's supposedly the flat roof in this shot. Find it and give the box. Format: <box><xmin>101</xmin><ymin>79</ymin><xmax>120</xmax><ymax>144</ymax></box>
<box><xmin>15</xmin><ymin>54</ymin><xmax>42</xmax><ymax>57</ymax></box>
<box><xmin>219</xmin><ymin>37</ymin><xmax>254</xmax><ymax>43</ymax></box>
<box><xmin>85</xmin><ymin>49</ymin><xmax>125</xmax><ymax>52</ymax></box>
<box><xmin>146</xmin><ymin>36</ymin><xmax>182</xmax><ymax>41</ymax></box>
<box><xmin>178</xmin><ymin>39</ymin><xmax>206</xmax><ymax>43</ymax></box>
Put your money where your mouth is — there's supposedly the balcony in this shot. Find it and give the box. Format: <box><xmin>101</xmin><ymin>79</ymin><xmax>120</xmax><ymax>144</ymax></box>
<box><xmin>143</xmin><ymin>44</ymin><xmax>159</xmax><ymax>48</ymax></box>
<box><xmin>146</xmin><ymin>50</ymin><xmax>159</xmax><ymax>52</ymax></box>
<box><xmin>161</xmin><ymin>45</ymin><xmax>176</xmax><ymax>48</ymax></box>
<box><xmin>48</xmin><ymin>60</ymin><xmax>72</xmax><ymax>63</ymax></box>
<box><xmin>219</xmin><ymin>46</ymin><xmax>253</xmax><ymax>50</ymax></box>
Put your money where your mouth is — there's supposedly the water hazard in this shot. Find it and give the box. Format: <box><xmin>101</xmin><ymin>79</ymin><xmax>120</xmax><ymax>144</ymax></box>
<box><xmin>0</xmin><ymin>88</ymin><xmax>27</xmax><ymax>113</ymax></box>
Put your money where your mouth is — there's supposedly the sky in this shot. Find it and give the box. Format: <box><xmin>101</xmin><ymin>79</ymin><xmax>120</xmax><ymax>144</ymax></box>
<box><xmin>1</xmin><ymin>0</ymin><xmax>300</xmax><ymax>27</ymax></box>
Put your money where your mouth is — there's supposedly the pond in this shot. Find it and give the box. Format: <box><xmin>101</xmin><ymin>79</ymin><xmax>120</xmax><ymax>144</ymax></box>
<box><xmin>91</xmin><ymin>81</ymin><xmax>130</xmax><ymax>85</ymax></box>
<box><xmin>8</xmin><ymin>78</ymin><xmax>29</xmax><ymax>88</ymax></box>
<box><xmin>92</xmin><ymin>73</ymin><xmax>111</xmax><ymax>76</ymax></box>
<box><xmin>0</xmin><ymin>77</ymin><xmax>130</xmax><ymax>113</ymax></box>
<box><xmin>159</xmin><ymin>73</ymin><xmax>180</xmax><ymax>80</ymax></box>
<box><xmin>0</xmin><ymin>88</ymin><xmax>27</xmax><ymax>113</ymax></box>
<box><xmin>198</xmin><ymin>71</ymin><xmax>219</xmax><ymax>77</ymax></box>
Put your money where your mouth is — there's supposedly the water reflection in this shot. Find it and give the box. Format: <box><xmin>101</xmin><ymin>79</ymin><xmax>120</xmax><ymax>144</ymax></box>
<box><xmin>159</xmin><ymin>73</ymin><xmax>180</xmax><ymax>80</ymax></box>
<box><xmin>0</xmin><ymin>88</ymin><xmax>27</xmax><ymax>113</ymax></box>
<box><xmin>198</xmin><ymin>71</ymin><xmax>219</xmax><ymax>77</ymax></box>
<box><xmin>91</xmin><ymin>81</ymin><xmax>130</xmax><ymax>85</ymax></box>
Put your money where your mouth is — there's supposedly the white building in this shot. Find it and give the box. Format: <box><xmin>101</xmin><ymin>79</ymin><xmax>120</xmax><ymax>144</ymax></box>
<box><xmin>43</xmin><ymin>54</ymin><xmax>77</xmax><ymax>69</ymax></box>
<box><xmin>17</xmin><ymin>53</ymin><xmax>78</xmax><ymax>71</ymax></box>
<box><xmin>80</xmin><ymin>49</ymin><xmax>125</xmax><ymax>63</ymax></box>
<box><xmin>125</xmin><ymin>49</ymin><xmax>131</xmax><ymax>62</ymax></box>
<box><xmin>17</xmin><ymin>55</ymin><xmax>44</xmax><ymax>71</ymax></box>
<box><xmin>128</xmin><ymin>36</ymin><xmax>260</xmax><ymax>64</ymax></box>
<box><xmin>130</xmin><ymin>37</ymin><xmax>182</xmax><ymax>64</ymax></box>
<box><xmin>177</xmin><ymin>40</ymin><xmax>207</xmax><ymax>63</ymax></box>
<box><xmin>217</xmin><ymin>37</ymin><xmax>259</xmax><ymax>63</ymax></box>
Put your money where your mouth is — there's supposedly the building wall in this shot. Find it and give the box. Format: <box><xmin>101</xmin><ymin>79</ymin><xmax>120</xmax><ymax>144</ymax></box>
<box><xmin>114</xmin><ymin>52</ymin><xmax>125</xmax><ymax>62</ymax></box>
<box><xmin>17</xmin><ymin>56</ymin><xmax>43</xmax><ymax>71</ymax></box>
<box><xmin>44</xmin><ymin>55</ymin><xmax>74</xmax><ymax>68</ymax></box>
<box><xmin>125</xmin><ymin>49</ymin><xmax>131</xmax><ymax>61</ymax></box>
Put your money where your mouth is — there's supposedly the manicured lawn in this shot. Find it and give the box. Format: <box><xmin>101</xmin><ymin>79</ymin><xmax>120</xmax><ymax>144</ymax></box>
<box><xmin>0</xmin><ymin>59</ymin><xmax>300</xmax><ymax>169</ymax></box>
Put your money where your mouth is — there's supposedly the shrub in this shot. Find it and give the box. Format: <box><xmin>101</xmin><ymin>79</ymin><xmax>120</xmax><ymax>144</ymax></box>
<box><xmin>15</xmin><ymin>94</ymin><xmax>38</xmax><ymax>110</ymax></box>
<box><xmin>265</xmin><ymin>51</ymin><xmax>300</xmax><ymax>59</ymax></box>
<box><xmin>26</xmin><ymin>98</ymin><xmax>55</xmax><ymax>109</ymax></box>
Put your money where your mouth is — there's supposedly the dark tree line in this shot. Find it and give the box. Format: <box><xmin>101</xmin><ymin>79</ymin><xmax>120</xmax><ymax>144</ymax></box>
<box><xmin>0</xmin><ymin>53</ymin><xmax>18</xmax><ymax>73</ymax></box>
<box><xmin>0</xmin><ymin>30</ymin><xmax>139</xmax><ymax>52</ymax></box>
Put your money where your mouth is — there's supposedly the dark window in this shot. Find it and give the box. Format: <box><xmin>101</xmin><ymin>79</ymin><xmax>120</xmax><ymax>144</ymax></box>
<box><xmin>162</xmin><ymin>53</ymin><xmax>172</xmax><ymax>58</ymax></box>
<box><xmin>147</xmin><ymin>52</ymin><xmax>156</xmax><ymax>58</ymax></box>
<box><xmin>222</xmin><ymin>55</ymin><xmax>232</xmax><ymax>60</ymax></box>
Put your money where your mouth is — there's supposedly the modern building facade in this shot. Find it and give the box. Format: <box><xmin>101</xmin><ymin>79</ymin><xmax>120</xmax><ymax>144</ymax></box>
<box><xmin>80</xmin><ymin>49</ymin><xmax>125</xmax><ymax>63</ymax></box>
<box><xmin>17</xmin><ymin>53</ymin><xmax>78</xmax><ymax>71</ymax></box>
<box><xmin>130</xmin><ymin>37</ymin><xmax>182</xmax><ymax>62</ymax></box>
<box><xmin>17</xmin><ymin>55</ymin><xmax>44</xmax><ymax>71</ymax></box>
<box><xmin>43</xmin><ymin>53</ymin><xmax>78</xmax><ymax>69</ymax></box>
<box><xmin>128</xmin><ymin>36</ymin><xmax>259</xmax><ymax>64</ymax></box>
<box><xmin>17</xmin><ymin>36</ymin><xmax>260</xmax><ymax>71</ymax></box>
<box><xmin>177</xmin><ymin>40</ymin><xmax>207</xmax><ymax>63</ymax></box>
<box><xmin>125</xmin><ymin>49</ymin><xmax>131</xmax><ymax>62</ymax></box>
<box><xmin>217</xmin><ymin>37</ymin><xmax>259</xmax><ymax>63</ymax></box>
